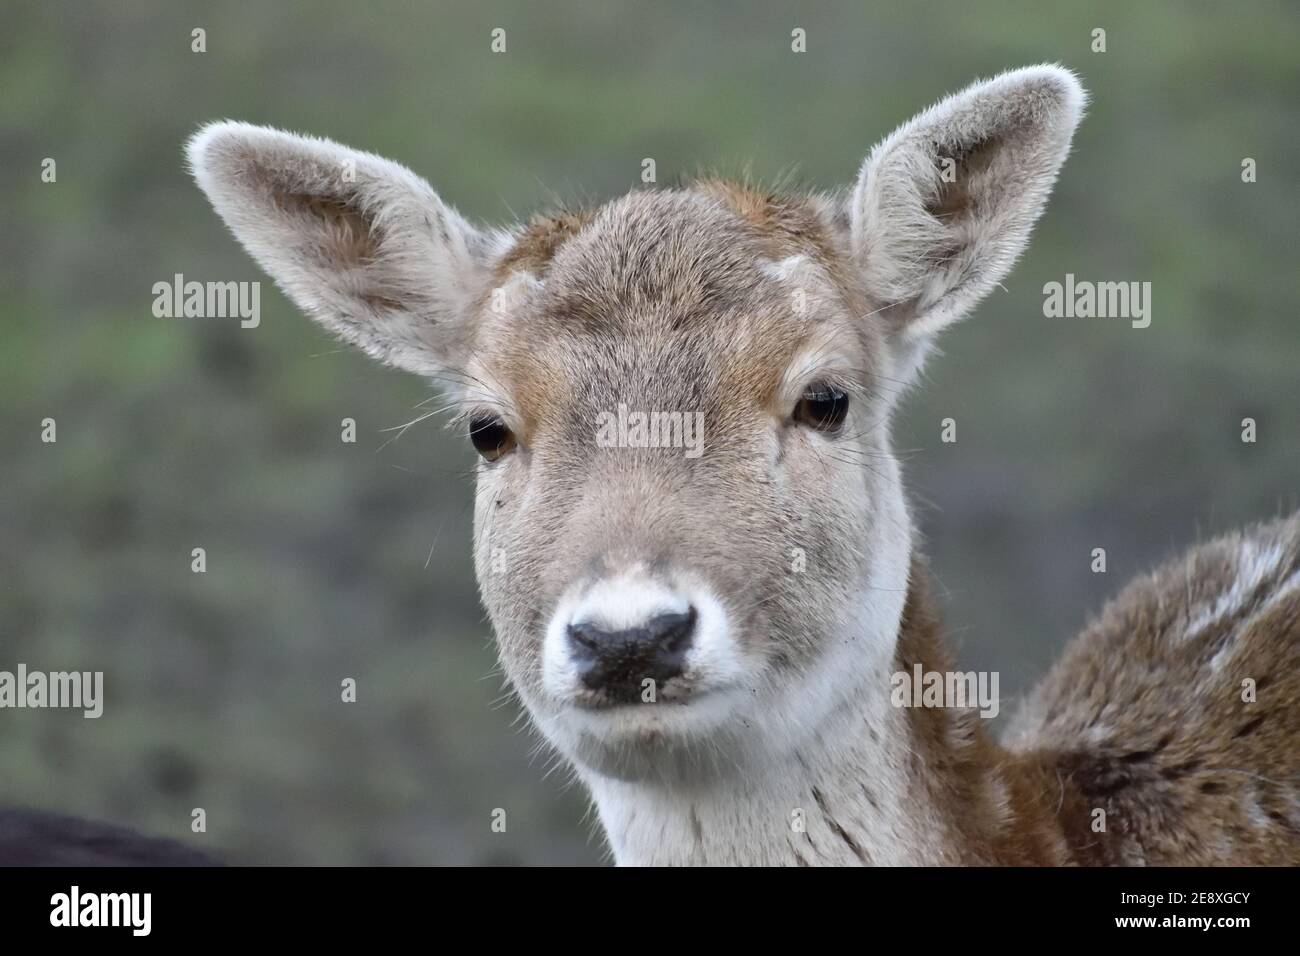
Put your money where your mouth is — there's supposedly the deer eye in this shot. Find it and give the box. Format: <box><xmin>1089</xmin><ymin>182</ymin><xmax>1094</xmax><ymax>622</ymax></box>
<box><xmin>793</xmin><ymin>383</ymin><xmax>849</xmax><ymax>433</ymax></box>
<box><xmin>469</xmin><ymin>415</ymin><xmax>516</xmax><ymax>461</ymax></box>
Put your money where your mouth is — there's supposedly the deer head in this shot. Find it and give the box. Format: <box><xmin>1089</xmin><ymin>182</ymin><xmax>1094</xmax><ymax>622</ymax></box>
<box><xmin>188</xmin><ymin>65</ymin><xmax>1084</xmax><ymax>790</ymax></box>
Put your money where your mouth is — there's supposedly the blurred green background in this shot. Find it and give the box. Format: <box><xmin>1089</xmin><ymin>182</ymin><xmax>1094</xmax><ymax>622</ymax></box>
<box><xmin>1</xmin><ymin>1</ymin><xmax>1296</xmax><ymax>864</ymax></box>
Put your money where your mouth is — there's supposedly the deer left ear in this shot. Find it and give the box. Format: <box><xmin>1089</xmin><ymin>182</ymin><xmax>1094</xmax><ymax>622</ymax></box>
<box><xmin>850</xmin><ymin>65</ymin><xmax>1086</xmax><ymax>350</ymax></box>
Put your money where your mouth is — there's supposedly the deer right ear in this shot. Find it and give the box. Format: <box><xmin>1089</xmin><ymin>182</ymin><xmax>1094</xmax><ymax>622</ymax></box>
<box><xmin>849</xmin><ymin>65</ymin><xmax>1086</xmax><ymax>354</ymax></box>
<box><xmin>186</xmin><ymin>122</ymin><xmax>501</xmax><ymax>377</ymax></box>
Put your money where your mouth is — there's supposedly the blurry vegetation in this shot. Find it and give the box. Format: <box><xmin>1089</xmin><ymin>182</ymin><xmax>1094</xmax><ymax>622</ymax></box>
<box><xmin>1</xmin><ymin>1</ymin><xmax>1296</xmax><ymax>863</ymax></box>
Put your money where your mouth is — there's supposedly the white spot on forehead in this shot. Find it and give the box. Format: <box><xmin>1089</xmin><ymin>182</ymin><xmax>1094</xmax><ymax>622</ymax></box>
<box><xmin>758</xmin><ymin>254</ymin><xmax>810</xmax><ymax>282</ymax></box>
<box><xmin>490</xmin><ymin>269</ymin><xmax>545</xmax><ymax>312</ymax></box>
<box><xmin>757</xmin><ymin>254</ymin><xmax>838</xmax><ymax>295</ymax></box>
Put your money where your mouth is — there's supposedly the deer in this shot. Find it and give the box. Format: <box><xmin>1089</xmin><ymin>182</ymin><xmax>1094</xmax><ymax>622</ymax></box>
<box><xmin>187</xmin><ymin>64</ymin><xmax>1300</xmax><ymax>866</ymax></box>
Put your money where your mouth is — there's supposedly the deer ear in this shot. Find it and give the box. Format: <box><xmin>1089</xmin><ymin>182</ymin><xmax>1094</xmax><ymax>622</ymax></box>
<box><xmin>187</xmin><ymin>122</ymin><xmax>500</xmax><ymax>377</ymax></box>
<box><xmin>850</xmin><ymin>65</ymin><xmax>1085</xmax><ymax>348</ymax></box>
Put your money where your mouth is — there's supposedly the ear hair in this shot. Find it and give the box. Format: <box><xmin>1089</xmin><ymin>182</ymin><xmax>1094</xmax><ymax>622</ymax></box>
<box><xmin>850</xmin><ymin>64</ymin><xmax>1086</xmax><ymax>345</ymax></box>
<box><xmin>187</xmin><ymin>121</ymin><xmax>507</xmax><ymax>377</ymax></box>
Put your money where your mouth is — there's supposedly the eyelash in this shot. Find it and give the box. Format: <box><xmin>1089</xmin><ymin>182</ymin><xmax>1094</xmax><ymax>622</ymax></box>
<box><xmin>792</xmin><ymin>381</ymin><xmax>850</xmax><ymax>433</ymax></box>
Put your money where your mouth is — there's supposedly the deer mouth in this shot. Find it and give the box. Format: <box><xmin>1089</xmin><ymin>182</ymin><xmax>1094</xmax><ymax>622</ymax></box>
<box><xmin>569</xmin><ymin>678</ymin><xmax>712</xmax><ymax>712</ymax></box>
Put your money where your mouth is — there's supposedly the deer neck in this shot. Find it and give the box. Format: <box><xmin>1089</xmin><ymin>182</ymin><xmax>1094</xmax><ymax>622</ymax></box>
<box><xmin>584</xmin><ymin>558</ymin><xmax>1076</xmax><ymax>866</ymax></box>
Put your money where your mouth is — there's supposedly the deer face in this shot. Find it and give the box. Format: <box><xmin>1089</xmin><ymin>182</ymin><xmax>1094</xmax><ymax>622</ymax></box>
<box><xmin>463</xmin><ymin>187</ymin><xmax>912</xmax><ymax>780</ymax></box>
<box><xmin>189</xmin><ymin>65</ymin><xmax>1083</xmax><ymax>783</ymax></box>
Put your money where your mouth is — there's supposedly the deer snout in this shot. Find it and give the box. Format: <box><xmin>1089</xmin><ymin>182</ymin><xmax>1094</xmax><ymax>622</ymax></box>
<box><xmin>542</xmin><ymin>570</ymin><xmax>743</xmax><ymax>711</ymax></box>
<box><xmin>567</xmin><ymin>607</ymin><xmax>696</xmax><ymax>701</ymax></box>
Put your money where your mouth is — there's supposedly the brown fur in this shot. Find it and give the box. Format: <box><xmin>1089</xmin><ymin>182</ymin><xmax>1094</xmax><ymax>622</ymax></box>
<box><xmin>497</xmin><ymin>210</ymin><xmax>594</xmax><ymax>276</ymax></box>
<box><xmin>892</xmin><ymin>561</ymin><xmax>1073</xmax><ymax>865</ymax></box>
<box><xmin>894</xmin><ymin>515</ymin><xmax>1300</xmax><ymax>866</ymax></box>
<box><xmin>1005</xmin><ymin>514</ymin><xmax>1300</xmax><ymax>864</ymax></box>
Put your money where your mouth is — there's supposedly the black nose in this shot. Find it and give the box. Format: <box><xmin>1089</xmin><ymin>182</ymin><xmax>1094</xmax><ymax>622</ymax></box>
<box><xmin>567</xmin><ymin>608</ymin><xmax>696</xmax><ymax>701</ymax></box>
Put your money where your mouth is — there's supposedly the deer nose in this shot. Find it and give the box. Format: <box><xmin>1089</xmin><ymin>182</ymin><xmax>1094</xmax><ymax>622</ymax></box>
<box><xmin>567</xmin><ymin>608</ymin><xmax>696</xmax><ymax>701</ymax></box>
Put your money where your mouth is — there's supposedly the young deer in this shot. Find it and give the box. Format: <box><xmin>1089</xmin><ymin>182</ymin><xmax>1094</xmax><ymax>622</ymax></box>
<box><xmin>189</xmin><ymin>65</ymin><xmax>1300</xmax><ymax>866</ymax></box>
